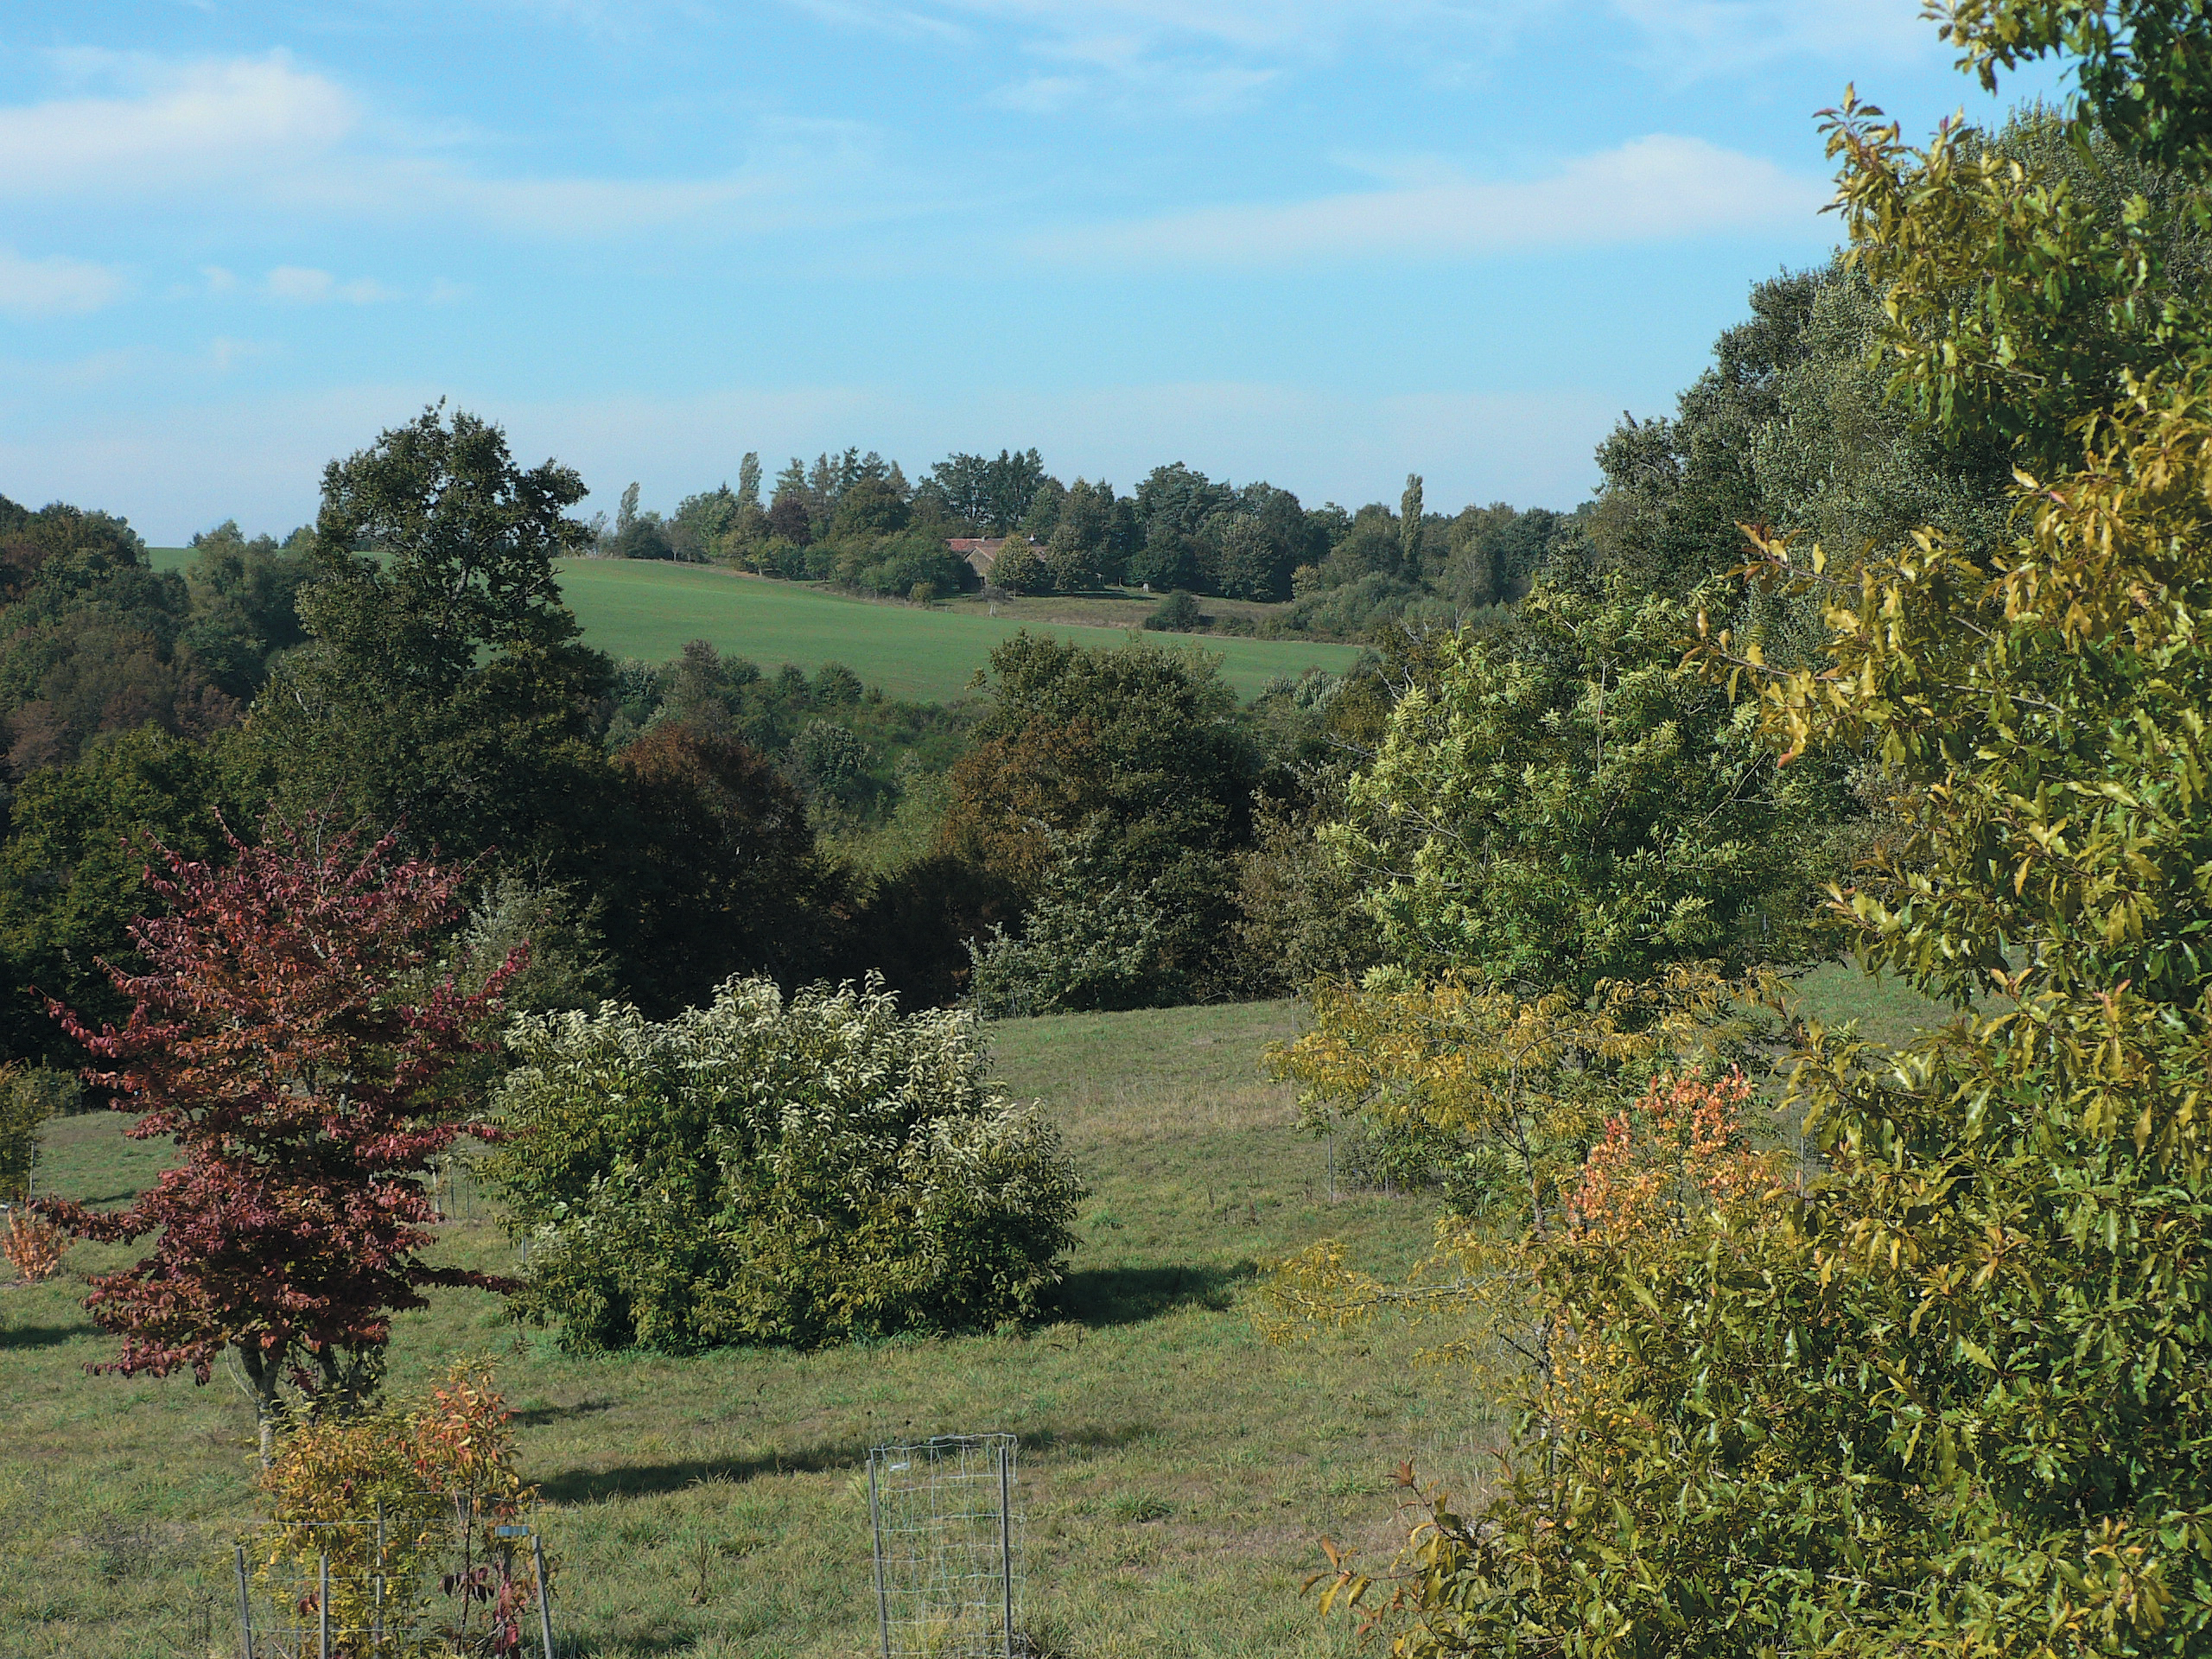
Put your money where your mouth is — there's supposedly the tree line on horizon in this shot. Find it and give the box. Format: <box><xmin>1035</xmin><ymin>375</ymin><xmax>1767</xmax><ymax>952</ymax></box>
<box><xmin>0</xmin><ymin>86</ymin><xmax>2097</xmax><ymax>1084</ymax></box>
<box><xmin>592</xmin><ymin>444</ymin><xmax>1586</xmax><ymax>635</ymax></box>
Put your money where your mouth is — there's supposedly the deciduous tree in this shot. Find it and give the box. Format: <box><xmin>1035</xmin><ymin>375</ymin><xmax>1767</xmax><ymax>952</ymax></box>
<box><xmin>246</xmin><ymin>404</ymin><xmax>613</xmax><ymax>865</ymax></box>
<box><xmin>38</xmin><ymin>817</ymin><xmax>518</xmax><ymax>1461</ymax></box>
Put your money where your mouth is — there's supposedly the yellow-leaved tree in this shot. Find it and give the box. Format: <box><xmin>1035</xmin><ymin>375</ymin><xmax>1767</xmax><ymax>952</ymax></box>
<box><xmin>1292</xmin><ymin>5</ymin><xmax>2212</xmax><ymax>1654</ymax></box>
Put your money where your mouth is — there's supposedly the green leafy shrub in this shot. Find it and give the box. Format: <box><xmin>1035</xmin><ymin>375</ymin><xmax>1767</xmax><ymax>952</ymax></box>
<box><xmin>1141</xmin><ymin>589</ymin><xmax>1205</xmax><ymax>632</ymax></box>
<box><xmin>965</xmin><ymin>860</ymin><xmax>1178</xmax><ymax>1018</ymax></box>
<box><xmin>486</xmin><ymin>976</ymin><xmax>1085</xmax><ymax>1351</ymax></box>
<box><xmin>837</xmin><ymin>532</ymin><xmax>971</xmax><ymax>601</ymax></box>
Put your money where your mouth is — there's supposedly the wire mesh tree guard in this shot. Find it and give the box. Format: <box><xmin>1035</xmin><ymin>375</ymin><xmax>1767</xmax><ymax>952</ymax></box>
<box><xmin>868</xmin><ymin>1433</ymin><xmax>1026</xmax><ymax>1659</ymax></box>
<box><xmin>228</xmin><ymin>1508</ymin><xmax>558</xmax><ymax>1658</ymax></box>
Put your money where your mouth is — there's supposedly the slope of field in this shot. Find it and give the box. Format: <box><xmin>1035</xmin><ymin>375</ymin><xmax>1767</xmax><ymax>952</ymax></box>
<box><xmin>551</xmin><ymin>561</ymin><xmax>1362</xmax><ymax>702</ymax></box>
<box><xmin>145</xmin><ymin>550</ymin><xmax>1365</xmax><ymax>701</ymax></box>
<box><xmin>1</xmin><ymin>1001</ymin><xmax>1451</xmax><ymax>1659</ymax></box>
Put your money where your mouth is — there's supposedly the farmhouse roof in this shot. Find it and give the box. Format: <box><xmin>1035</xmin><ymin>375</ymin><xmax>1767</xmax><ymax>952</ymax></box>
<box><xmin>945</xmin><ymin>536</ymin><xmax>1034</xmax><ymax>578</ymax></box>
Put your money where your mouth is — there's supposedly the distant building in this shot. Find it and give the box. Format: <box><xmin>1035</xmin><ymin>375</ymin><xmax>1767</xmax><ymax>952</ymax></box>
<box><xmin>945</xmin><ymin>537</ymin><xmax>1034</xmax><ymax>582</ymax></box>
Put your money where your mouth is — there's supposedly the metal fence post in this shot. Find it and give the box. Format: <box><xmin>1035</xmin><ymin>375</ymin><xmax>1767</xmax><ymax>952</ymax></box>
<box><xmin>533</xmin><ymin>1531</ymin><xmax>557</xmax><ymax>1659</ymax></box>
<box><xmin>234</xmin><ymin>1542</ymin><xmax>253</xmax><ymax>1659</ymax></box>
<box><xmin>374</xmin><ymin>1501</ymin><xmax>385</xmax><ymax>1653</ymax></box>
<box><xmin>998</xmin><ymin>1441</ymin><xmax>1014</xmax><ymax>1659</ymax></box>
<box><xmin>868</xmin><ymin>1453</ymin><xmax>891</xmax><ymax>1659</ymax></box>
<box><xmin>318</xmin><ymin>1552</ymin><xmax>331</xmax><ymax>1659</ymax></box>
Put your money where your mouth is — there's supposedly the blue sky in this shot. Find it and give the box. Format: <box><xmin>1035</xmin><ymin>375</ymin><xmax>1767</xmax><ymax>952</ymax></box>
<box><xmin>1</xmin><ymin>1</ymin><xmax>2061</xmax><ymax>543</ymax></box>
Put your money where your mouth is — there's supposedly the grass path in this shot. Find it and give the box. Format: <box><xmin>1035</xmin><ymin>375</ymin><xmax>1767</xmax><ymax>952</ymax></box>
<box><xmin>1</xmin><ymin>1001</ymin><xmax>1450</xmax><ymax>1658</ymax></box>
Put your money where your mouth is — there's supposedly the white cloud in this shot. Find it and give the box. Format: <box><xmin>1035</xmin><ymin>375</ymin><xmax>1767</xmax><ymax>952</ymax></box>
<box><xmin>0</xmin><ymin>53</ymin><xmax>358</xmax><ymax>199</ymax></box>
<box><xmin>0</xmin><ymin>53</ymin><xmax>855</xmax><ymax>238</ymax></box>
<box><xmin>990</xmin><ymin>54</ymin><xmax>1279</xmax><ymax>114</ymax></box>
<box><xmin>1611</xmin><ymin>0</ymin><xmax>1936</xmax><ymax>78</ymax></box>
<box><xmin>1033</xmin><ymin>134</ymin><xmax>1829</xmax><ymax>266</ymax></box>
<box><xmin>264</xmin><ymin>266</ymin><xmax>400</xmax><ymax>304</ymax></box>
<box><xmin>0</xmin><ymin>247</ymin><xmax>128</xmax><ymax>317</ymax></box>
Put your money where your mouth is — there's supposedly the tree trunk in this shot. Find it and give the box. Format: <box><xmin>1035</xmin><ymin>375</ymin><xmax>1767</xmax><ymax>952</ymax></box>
<box><xmin>239</xmin><ymin>1344</ymin><xmax>285</xmax><ymax>1468</ymax></box>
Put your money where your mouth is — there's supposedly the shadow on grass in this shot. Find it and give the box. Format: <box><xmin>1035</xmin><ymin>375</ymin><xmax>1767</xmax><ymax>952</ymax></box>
<box><xmin>538</xmin><ymin>1440</ymin><xmax>871</xmax><ymax>1505</ymax></box>
<box><xmin>0</xmin><ymin>1324</ymin><xmax>79</xmax><ymax>1351</ymax></box>
<box><xmin>1052</xmin><ymin>1262</ymin><xmax>1250</xmax><ymax>1327</ymax></box>
<box><xmin>539</xmin><ymin>1419</ymin><xmax>1166</xmax><ymax>1510</ymax></box>
<box><xmin>513</xmin><ymin>1397</ymin><xmax>616</xmax><ymax>1428</ymax></box>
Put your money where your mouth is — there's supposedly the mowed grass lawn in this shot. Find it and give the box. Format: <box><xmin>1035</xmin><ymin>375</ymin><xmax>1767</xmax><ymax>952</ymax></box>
<box><xmin>1</xmin><ymin>1001</ymin><xmax>1457</xmax><ymax>1659</ymax></box>
<box><xmin>144</xmin><ymin>550</ymin><xmax>1365</xmax><ymax>702</ymax></box>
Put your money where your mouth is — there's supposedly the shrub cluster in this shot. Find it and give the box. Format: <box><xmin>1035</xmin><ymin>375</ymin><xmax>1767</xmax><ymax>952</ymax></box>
<box><xmin>486</xmin><ymin>976</ymin><xmax>1085</xmax><ymax>1351</ymax></box>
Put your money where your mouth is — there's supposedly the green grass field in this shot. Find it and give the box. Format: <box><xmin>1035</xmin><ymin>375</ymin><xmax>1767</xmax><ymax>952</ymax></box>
<box><xmin>144</xmin><ymin>550</ymin><xmax>1364</xmax><ymax>702</ymax></box>
<box><xmin>558</xmin><ymin>562</ymin><xmax>1364</xmax><ymax>702</ymax></box>
<box><xmin>1</xmin><ymin>1001</ymin><xmax>1452</xmax><ymax>1659</ymax></box>
<box><xmin>0</xmin><ymin>970</ymin><xmax>1967</xmax><ymax>1657</ymax></box>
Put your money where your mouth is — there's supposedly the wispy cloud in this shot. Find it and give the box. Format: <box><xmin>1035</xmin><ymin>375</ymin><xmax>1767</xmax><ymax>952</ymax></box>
<box><xmin>0</xmin><ymin>247</ymin><xmax>128</xmax><ymax>318</ymax></box>
<box><xmin>791</xmin><ymin>0</ymin><xmax>1928</xmax><ymax>110</ymax></box>
<box><xmin>0</xmin><ymin>52</ymin><xmax>866</xmax><ymax>238</ymax></box>
<box><xmin>0</xmin><ymin>53</ymin><xmax>359</xmax><ymax>198</ymax></box>
<box><xmin>1611</xmin><ymin>0</ymin><xmax>1936</xmax><ymax>79</ymax></box>
<box><xmin>264</xmin><ymin>267</ymin><xmax>400</xmax><ymax>304</ymax></box>
<box><xmin>1033</xmin><ymin>135</ymin><xmax>1829</xmax><ymax>266</ymax></box>
<box><xmin>778</xmin><ymin>0</ymin><xmax>1545</xmax><ymax>114</ymax></box>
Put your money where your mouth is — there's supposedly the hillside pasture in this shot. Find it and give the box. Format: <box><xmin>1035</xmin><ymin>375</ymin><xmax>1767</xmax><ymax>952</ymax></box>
<box><xmin>1</xmin><ymin>1001</ymin><xmax>1450</xmax><ymax>1659</ymax></box>
<box><xmin>1</xmin><ymin>975</ymin><xmax>1969</xmax><ymax>1656</ymax></box>
<box><xmin>145</xmin><ymin>550</ymin><xmax>1365</xmax><ymax>702</ymax></box>
<box><xmin>549</xmin><ymin>562</ymin><xmax>1362</xmax><ymax>702</ymax></box>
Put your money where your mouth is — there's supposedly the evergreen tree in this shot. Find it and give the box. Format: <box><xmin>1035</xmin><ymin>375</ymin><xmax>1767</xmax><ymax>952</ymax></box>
<box><xmin>1398</xmin><ymin>474</ymin><xmax>1423</xmax><ymax>574</ymax></box>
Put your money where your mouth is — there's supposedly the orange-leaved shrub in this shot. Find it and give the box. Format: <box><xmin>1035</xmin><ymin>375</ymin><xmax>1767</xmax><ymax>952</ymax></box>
<box><xmin>257</xmin><ymin>1359</ymin><xmax>536</xmax><ymax>1656</ymax></box>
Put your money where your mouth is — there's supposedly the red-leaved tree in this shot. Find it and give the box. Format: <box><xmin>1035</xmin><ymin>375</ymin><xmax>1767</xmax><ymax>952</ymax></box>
<box><xmin>39</xmin><ymin>816</ymin><xmax>519</xmax><ymax>1462</ymax></box>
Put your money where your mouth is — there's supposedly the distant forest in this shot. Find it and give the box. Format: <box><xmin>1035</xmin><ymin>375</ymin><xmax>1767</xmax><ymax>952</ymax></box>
<box><xmin>590</xmin><ymin>449</ymin><xmax>1586</xmax><ymax>640</ymax></box>
<box><xmin>0</xmin><ymin>216</ymin><xmax>2056</xmax><ymax>1067</ymax></box>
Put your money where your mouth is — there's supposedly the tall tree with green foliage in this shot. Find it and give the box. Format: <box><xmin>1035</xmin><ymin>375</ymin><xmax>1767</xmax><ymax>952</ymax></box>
<box><xmin>1330</xmin><ymin>578</ymin><xmax>1851</xmax><ymax>997</ymax></box>
<box><xmin>1303</xmin><ymin>8</ymin><xmax>2212</xmax><ymax>1655</ymax></box>
<box><xmin>0</xmin><ymin>729</ymin><xmax>234</xmax><ymax>1065</ymax></box>
<box><xmin>941</xmin><ymin>632</ymin><xmax>1262</xmax><ymax>1007</ymax></box>
<box><xmin>246</xmin><ymin>404</ymin><xmax>613</xmax><ymax>863</ymax></box>
<box><xmin>1397</xmin><ymin>474</ymin><xmax>1423</xmax><ymax>575</ymax></box>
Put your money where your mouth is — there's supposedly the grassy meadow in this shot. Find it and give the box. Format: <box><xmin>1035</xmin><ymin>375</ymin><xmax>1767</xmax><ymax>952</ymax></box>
<box><xmin>549</xmin><ymin>562</ymin><xmax>1362</xmax><ymax>702</ymax></box>
<box><xmin>1</xmin><ymin>1001</ymin><xmax>1454</xmax><ymax>1659</ymax></box>
<box><xmin>143</xmin><ymin>549</ymin><xmax>1363</xmax><ymax>702</ymax></box>
<box><xmin>0</xmin><ymin>967</ymin><xmax>1960</xmax><ymax>1657</ymax></box>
